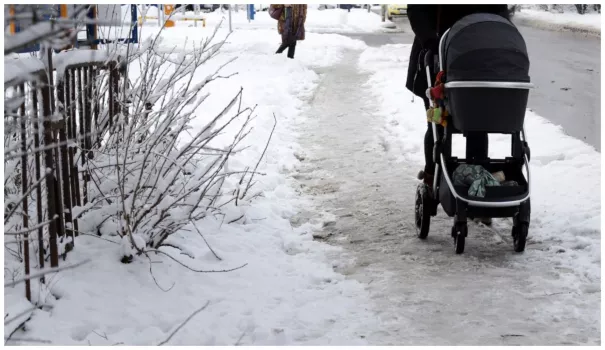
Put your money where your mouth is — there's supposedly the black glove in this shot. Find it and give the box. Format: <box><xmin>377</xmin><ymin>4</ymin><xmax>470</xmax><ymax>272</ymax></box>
<box><xmin>422</xmin><ymin>37</ymin><xmax>439</xmax><ymax>54</ymax></box>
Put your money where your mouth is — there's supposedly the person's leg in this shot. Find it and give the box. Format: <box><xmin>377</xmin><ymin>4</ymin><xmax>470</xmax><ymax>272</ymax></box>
<box><xmin>276</xmin><ymin>42</ymin><xmax>288</xmax><ymax>54</ymax></box>
<box><xmin>419</xmin><ymin>97</ymin><xmax>436</xmax><ymax>187</ymax></box>
<box><xmin>287</xmin><ymin>41</ymin><xmax>296</xmax><ymax>59</ymax></box>
<box><xmin>465</xmin><ymin>132</ymin><xmax>489</xmax><ymax>160</ymax></box>
<box><xmin>466</xmin><ymin>132</ymin><xmax>492</xmax><ymax>225</ymax></box>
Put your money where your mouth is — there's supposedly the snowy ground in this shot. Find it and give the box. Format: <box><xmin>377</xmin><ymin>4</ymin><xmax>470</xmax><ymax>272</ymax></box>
<box><xmin>514</xmin><ymin>8</ymin><xmax>601</xmax><ymax>34</ymax></box>
<box><xmin>5</xmin><ymin>8</ymin><xmax>601</xmax><ymax>346</ymax></box>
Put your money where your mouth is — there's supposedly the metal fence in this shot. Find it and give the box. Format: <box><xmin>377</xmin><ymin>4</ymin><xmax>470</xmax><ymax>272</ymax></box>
<box><xmin>4</xmin><ymin>50</ymin><xmax>123</xmax><ymax>297</ymax></box>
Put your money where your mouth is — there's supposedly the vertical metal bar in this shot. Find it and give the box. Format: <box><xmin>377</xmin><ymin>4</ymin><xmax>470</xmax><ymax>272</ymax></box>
<box><xmin>57</xmin><ymin>75</ymin><xmax>73</xmax><ymax>240</ymax></box>
<box><xmin>47</xmin><ymin>48</ymin><xmax>66</xmax><ymax>241</ymax></box>
<box><xmin>86</xmin><ymin>5</ymin><xmax>98</xmax><ymax>49</ymax></box>
<box><xmin>92</xmin><ymin>67</ymin><xmax>100</xmax><ymax>148</ymax></box>
<box><xmin>229</xmin><ymin>5</ymin><xmax>232</xmax><ymax>33</ymax></box>
<box><xmin>112</xmin><ymin>62</ymin><xmax>120</xmax><ymax>118</ymax></box>
<box><xmin>131</xmin><ymin>4</ymin><xmax>138</xmax><ymax>44</ymax></box>
<box><xmin>41</xmin><ymin>73</ymin><xmax>59</xmax><ymax>268</ymax></box>
<box><xmin>77</xmin><ymin>67</ymin><xmax>88</xmax><ymax>205</ymax></box>
<box><xmin>108</xmin><ymin>62</ymin><xmax>115</xmax><ymax>128</ymax></box>
<box><xmin>31</xmin><ymin>83</ymin><xmax>45</xmax><ymax>278</ymax></box>
<box><xmin>19</xmin><ymin>84</ymin><xmax>32</xmax><ymax>301</ymax></box>
<box><xmin>85</xmin><ymin>66</ymin><xmax>93</xmax><ymax>166</ymax></box>
<box><xmin>65</xmin><ymin>69</ymin><xmax>79</xmax><ymax>236</ymax></box>
<box><xmin>158</xmin><ymin>4</ymin><xmax>162</xmax><ymax>27</ymax></box>
<box><xmin>85</xmin><ymin>67</ymin><xmax>93</xmax><ymax>156</ymax></box>
<box><xmin>69</xmin><ymin>69</ymin><xmax>81</xmax><ymax>234</ymax></box>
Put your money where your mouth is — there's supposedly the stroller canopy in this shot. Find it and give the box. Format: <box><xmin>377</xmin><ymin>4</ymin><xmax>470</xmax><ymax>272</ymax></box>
<box><xmin>443</xmin><ymin>13</ymin><xmax>530</xmax><ymax>82</ymax></box>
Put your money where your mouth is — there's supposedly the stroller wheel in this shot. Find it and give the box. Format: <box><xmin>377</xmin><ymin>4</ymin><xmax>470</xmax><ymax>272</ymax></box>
<box><xmin>415</xmin><ymin>183</ymin><xmax>431</xmax><ymax>239</ymax></box>
<box><xmin>452</xmin><ymin>223</ymin><xmax>466</xmax><ymax>254</ymax></box>
<box><xmin>512</xmin><ymin>223</ymin><xmax>528</xmax><ymax>252</ymax></box>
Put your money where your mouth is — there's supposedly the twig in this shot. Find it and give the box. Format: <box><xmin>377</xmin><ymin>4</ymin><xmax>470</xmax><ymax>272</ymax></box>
<box><xmin>4</xmin><ymin>259</ymin><xmax>91</xmax><ymax>288</ymax></box>
<box><xmin>3</xmin><ymin>305</ymin><xmax>48</xmax><ymax>326</ymax></box>
<box><xmin>4</xmin><ymin>317</ymin><xmax>30</xmax><ymax>345</ymax></box>
<box><xmin>92</xmin><ymin>330</ymin><xmax>108</xmax><ymax>340</ymax></box>
<box><xmin>75</xmin><ymin>232</ymin><xmax>120</xmax><ymax>245</ymax></box>
<box><xmin>158</xmin><ymin>301</ymin><xmax>211</xmax><ymax>346</ymax></box>
<box><xmin>190</xmin><ymin>220</ymin><xmax>222</xmax><ymax>261</ymax></box>
<box><xmin>228</xmin><ymin>215</ymin><xmax>245</xmax><ymax>224</ymax></box>
<box><xmin>234</xmin><ymin>331</ymin><xmax>246</xmax><ymax>346</ymax></box>
<box><xmin>4</xmin><ymin>337</ymin><xmax>51</xmax><ymax>344</ymax></box>
<box><xmin>159</xmin><ymin>243</ymin><xmax>195</xmax><ymax>259</ymax></box>
<box><xmin>148</xmin><ymin>249</ymin><xmax>247</xmax><ymax>273</ymax></box>
<box><xmin>4</xmin><ymin>219</ymin><xmax>54</xmax><ymax>235</ymax></box>
<box><xmin>4</xmin><ymin>171</ymin><xmax>50</xmax><ymax>224</ymax></box>
<box><xmin>145</xmin><ymin>253</ymin><xmax>175</xmax><ymax>293</ymax></box>
<box><xmin>240</xmin><ymin>112</ymin><xmax>276</xmax><ymax>200</ymax></box>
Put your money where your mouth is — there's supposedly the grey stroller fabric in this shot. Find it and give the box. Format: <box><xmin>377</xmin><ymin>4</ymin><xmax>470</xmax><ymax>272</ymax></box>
<box><xmin>453</xmin><ymin>164</ymin><xmax>500</xmax><ymax>197</ymax></box>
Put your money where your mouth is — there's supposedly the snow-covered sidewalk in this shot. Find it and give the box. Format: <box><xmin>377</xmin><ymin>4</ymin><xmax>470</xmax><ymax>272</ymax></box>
<box><xmin>281</xmin><ymin>42</ymin><xmax>600</xmax><ymax>344</ymax></box>
<box><xmin>513</xmin><ymin>9</ymin><xmax>601</xmax><ymax>34</ymax></box>
<box><xmin>4</xmin><ymin>26</ymin><xmax>380</xmax><ymax>346</ymax></box>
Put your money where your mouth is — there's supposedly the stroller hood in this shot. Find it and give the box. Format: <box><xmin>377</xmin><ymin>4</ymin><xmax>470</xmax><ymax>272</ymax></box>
<box><xmin>443</xmin><ymin>13</ymin><xmax>530</xmax><ymax>82</ymax></box>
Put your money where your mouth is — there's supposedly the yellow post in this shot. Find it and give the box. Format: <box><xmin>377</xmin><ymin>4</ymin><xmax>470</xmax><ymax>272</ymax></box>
<box><xmin>60</xmin><ymin>4</ymin><xmax>68</xmax><ymax>18</ymax></box>
<box><xmin>9</xmin><ymin>5</ymin><xmax>15</xmax><ymax>34</ymax></box>
<box><xmin>164</xmin><ymin>5</ymin><xmax>175</xmax><ymax>27</ymax></box>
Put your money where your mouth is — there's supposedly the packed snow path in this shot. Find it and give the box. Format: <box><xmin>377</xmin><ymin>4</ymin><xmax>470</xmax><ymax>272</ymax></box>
<box><xmin>289</xmin><ymin>47</ymin><xmax>600</xmax><ymax>345</ymax></box>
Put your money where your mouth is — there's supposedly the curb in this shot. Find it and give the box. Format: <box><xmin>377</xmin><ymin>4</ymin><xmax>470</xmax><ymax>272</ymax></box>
<box><xmin>513</xmin><ymin>14</ymin><xmax>601</xmax><ymax>37</ymax></box>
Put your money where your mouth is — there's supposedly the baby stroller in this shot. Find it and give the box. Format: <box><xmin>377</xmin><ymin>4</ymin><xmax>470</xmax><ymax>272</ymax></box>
<box><xmin>414</xmin><ymin>13</ymin><xmax>534</xmax><ymax>254</ymax></box>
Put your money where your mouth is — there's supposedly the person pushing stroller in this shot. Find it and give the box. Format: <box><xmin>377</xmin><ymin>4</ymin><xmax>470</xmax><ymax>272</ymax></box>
<box><xmin>406</xmin><ymin>5</ymin><xmax>511</xmax><ymax>226</ymax></box>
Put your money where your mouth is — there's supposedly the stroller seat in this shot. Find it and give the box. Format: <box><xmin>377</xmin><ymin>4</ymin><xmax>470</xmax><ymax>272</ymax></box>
<box><xmin>440</xmin><ymin>13</ymin><xmax>532</xmax><ymax>134</ymax></box>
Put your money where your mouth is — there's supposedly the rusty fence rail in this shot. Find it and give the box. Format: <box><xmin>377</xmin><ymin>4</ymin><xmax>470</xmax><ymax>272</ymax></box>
<box><xmin>4</xmin><ymin>52</ymin><xmax>122</xmax><ymax>298</ymax></box>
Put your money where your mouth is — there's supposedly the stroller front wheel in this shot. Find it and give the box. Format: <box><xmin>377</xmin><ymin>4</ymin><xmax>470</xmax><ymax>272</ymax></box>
<box><xmin>415</xmin><ymin>183</ymin><xmax>431</xmax><ymax>239</ymax></box>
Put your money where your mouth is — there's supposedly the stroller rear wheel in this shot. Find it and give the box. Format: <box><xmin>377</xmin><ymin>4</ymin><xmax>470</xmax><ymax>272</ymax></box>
<box><xmin>512</xmin><ymin>223</ymin><xmax>528</xmax><ymax>252</ymax></box>
<box><xmin>415</xmin><ymin>183</ymin><xmax>432</xmax><ymax>239</ymax></box>
<box><xmin>452</xmin><ymin>223</ymin><xmax>467</xmax><ymax>254</ymax></box>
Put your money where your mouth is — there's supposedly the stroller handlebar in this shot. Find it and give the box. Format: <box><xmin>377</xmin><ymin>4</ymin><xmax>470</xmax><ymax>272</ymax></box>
<box><xmin>444</xmin><ymin>81</ymin><xmax>535</xmax><ymax>90</ymax></box>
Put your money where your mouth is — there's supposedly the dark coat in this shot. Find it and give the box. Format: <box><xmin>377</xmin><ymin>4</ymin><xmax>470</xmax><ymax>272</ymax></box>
<box><xmin>270</xmin><ymin>4</ymin><xmax>307</xmax><ymax>42</ymax></box>
<box><xmin>405</xmin><ymin>5</ymin><xmax>511</xmax><ymax>99</ymax></box>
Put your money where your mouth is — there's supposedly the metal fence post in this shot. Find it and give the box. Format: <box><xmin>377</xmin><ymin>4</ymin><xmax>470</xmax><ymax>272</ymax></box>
<box><xmin>229</xmin><ymin>5</ymin><xmax>233</xmax><ymax>32</ymax></box>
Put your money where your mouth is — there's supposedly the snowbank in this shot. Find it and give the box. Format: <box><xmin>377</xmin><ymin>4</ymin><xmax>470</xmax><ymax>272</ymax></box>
<box><xmin>4</xmin><ymin>24</ymin><xmax>377</xmax><ymax>346</ymax></box>
<box><xmin>358</xmin><ymin>44</ymin><xmax>601</xmax><ymax>285</ymax></box>
<box><xmin>513</xmin><ymin>9</ymin><xmax>601</xmax><ymax>34</ymax></box>
<box><xmin>4</xmin><ymin>56</ymin><xmax>46</xmax><ymax>86</ymax></box>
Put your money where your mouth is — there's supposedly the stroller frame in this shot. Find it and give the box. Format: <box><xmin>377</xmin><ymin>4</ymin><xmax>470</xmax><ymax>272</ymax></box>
<box><xmin>415</xmin><ymin>28</ymin><xmax>535</xmax><ymax>254</ymax></box>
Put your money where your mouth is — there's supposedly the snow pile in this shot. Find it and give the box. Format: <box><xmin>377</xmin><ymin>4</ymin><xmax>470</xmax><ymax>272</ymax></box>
<box><xmin>358</xmin><ymin>43</ymin><xmax>601</xmax><ymax>284</ymax></box>
<box><xmin>4</xmin><ymin>56</ymin><xmax>46</xmax><ymax>85</ymax></box>
<box><xmin>513</xmin><ymin>7</ymin><xmax>601</xmax><ymax>33</ymax></box>
<box><xmin>4</xmin><ymin>25</ymin><xmax>377</xmax><ymax>346</ymax></box>
<box><xmin>53</xmin><ymin>49</ymin><xmax>110</xmax><ymax>81</ymax></box>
